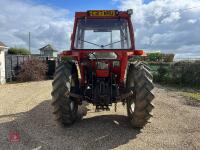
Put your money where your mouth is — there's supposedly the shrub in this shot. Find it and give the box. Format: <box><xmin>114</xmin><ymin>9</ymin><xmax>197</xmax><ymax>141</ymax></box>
<box><xmin>16</xmin><ymin>58</ymin><xmax>47</xmax><ymax>82</ymax></box>
<box><xmin>129</xmin><ymin>56</ymin><xmax>143</xmax><ymax>62</ymax></box>
<box><xmin>8</xmin><ymin>47</ymin><xmax>31</xmax><ymax>55</ymax></box>
<box><xmin>156</xmin><ymin>65</ymin><xmax>170</xmax><ymax>83</ymax></box>
<box><xmin>61</xmin><ymin>56</ymin><xmax>74</xmax><ymax>62</ymax></box>
<box><xmin>147</xmin><ymin>52</ymin><xmax>162</xmax><ymax>62</ymax></box>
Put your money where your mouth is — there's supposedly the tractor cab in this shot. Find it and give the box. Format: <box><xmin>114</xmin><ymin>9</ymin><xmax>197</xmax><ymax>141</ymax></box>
<box><xmin>72</xmin><ymin>10</ymin><xmax>135</xmax><ymax>50</ymax></box>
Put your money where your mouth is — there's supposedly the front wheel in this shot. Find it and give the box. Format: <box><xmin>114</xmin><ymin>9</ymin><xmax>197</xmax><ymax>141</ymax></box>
<box><xmin>126</xmin><ymin>62</ymin><xmax>155</xmax><ymax>128</ymax></box>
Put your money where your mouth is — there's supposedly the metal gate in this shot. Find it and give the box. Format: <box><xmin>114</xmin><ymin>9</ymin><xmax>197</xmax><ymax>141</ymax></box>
<box><xmin>5</xmin><ymin>55</ymin><xmax>30</xmax><ymax>81</ymax></box>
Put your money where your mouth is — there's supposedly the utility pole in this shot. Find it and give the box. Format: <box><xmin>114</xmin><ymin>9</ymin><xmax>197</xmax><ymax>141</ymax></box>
<box><xmin>28</xmin><ymin>32</ymin><xmax>30</xmax><ymax>52</ymax></box>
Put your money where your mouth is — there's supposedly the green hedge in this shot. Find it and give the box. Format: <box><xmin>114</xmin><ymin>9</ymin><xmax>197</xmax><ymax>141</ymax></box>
<box><xmin>149</xmin><ymin>61</ymin><xmax>200</xmax><ymax>88</ymax></box>
<box><xmin>130</xmin><ymin>52</ymin><xmax>175</xmax><ymax>62</ymax></box>
<box><xmin>8</xmin><ymin>47</ymin><xmax>31</xmax><ymax>55</ymax></box>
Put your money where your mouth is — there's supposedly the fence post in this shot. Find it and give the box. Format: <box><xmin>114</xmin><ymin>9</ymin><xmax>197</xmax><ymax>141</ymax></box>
<box><xmin>17</xmin><ymin>56</ymin><xmax>19</xmax><ymax>69</ymax></box>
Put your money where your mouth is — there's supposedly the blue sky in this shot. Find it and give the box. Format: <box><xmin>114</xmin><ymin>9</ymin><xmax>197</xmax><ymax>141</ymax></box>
<box><xmin>32</xmin><ymin>0</ymin><xmax>152</xmax><ymax>18</ymax></box>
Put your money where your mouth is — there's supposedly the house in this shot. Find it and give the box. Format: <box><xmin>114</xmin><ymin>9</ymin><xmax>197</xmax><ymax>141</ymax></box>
<box><xmin>39</xmin><ymin>44</ymin><xmax>58</xmax><ymax>58</ymax></box>
<box><xmin>0</xmin><ymin>41</ymin><xmax>8</xmax><ymax>84</ymax></box>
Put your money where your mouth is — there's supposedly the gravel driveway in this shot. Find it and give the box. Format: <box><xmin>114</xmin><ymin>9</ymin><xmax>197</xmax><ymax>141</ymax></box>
<box><xmin>0</xmin><ymin>81</ymin><xmax>200</xmax><ymax>150</ymax></box>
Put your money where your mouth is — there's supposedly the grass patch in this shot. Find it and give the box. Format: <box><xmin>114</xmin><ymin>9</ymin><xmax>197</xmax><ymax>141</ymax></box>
<box><xmin>182</xmin><ymin>92</ymin><xmax>200</xmax><ymax>107</ymax></box>
<box><xmin>182</xmin><ymin>92</ymin><xmax>200</xmax><ymax>100</ymax></box>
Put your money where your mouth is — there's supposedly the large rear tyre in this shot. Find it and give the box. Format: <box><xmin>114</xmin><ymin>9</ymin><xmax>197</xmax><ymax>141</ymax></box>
<box><xmin>126</xmin><ymin>62</ymin><xmax>155</xmax><ymax>128</ymax></box>
<box><xmin>51</xmin><ymin>62</ymin><xmax>79</xmax><ymax>126</ymax></box>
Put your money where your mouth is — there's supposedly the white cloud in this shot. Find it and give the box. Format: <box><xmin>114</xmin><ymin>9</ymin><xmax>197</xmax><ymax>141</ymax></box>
<box><xmin>188</xmin><ymin>19</ymin><xmax>197</xmax><ymax>24</ymax></box>
<box><xmin>0</xmin><ymin>0</ymin><xmax>73</xmax><ymax>53</ymax></box>
<box><xmin>115</xmin><ymin>0</ymin><xmax>200</xmax><ymax>57</ymax></box>
<box><xmin>161</xmin><ymin>12</ymin><xmax>181</xmax><ymax>23</ymax></box>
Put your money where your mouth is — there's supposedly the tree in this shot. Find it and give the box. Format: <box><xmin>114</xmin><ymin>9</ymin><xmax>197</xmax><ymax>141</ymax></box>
<box><xmin>8</xmin><ymin>47</ymin><xmax>31</xmax><ymax>55</ymax></box>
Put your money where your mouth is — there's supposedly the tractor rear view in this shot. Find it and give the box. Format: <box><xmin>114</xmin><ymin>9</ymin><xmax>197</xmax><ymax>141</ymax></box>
<box><xmin>51</xmin><ymin>10</ymin><xmax>154</xmax><ymax>128</ymax></box>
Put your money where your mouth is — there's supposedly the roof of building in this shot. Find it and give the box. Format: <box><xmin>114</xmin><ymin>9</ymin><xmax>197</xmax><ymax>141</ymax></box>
<box><xmin>39</xmin><ymin>44</ymin><xmax>58</xmax><ymax>52</ymax></box>
<box><xmin>0</xmin><ymin>41</ymin><xmax>7</xmax><ymax>47</ymax></box>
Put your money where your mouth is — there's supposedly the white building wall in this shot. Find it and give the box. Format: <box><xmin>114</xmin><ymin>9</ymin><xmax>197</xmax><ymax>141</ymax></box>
<box><xmin>0</xmin><ymin>48</ymin><xmax>6</xmax><ymax>84</ymax></box>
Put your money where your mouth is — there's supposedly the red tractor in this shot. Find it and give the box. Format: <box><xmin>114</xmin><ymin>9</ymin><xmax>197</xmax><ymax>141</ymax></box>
<box><xmin>51</xmin><ymin>10</ymin><xmax>154</xmax><ymax>128</ymax></box>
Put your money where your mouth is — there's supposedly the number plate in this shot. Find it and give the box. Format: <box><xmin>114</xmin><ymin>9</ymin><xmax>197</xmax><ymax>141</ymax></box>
<box><xmin>88</xmin><ymin>10</ymin><xmax>117</xmax><ymax>17</ymax></box>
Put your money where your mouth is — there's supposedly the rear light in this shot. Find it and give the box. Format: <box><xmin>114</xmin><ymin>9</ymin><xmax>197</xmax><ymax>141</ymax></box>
<box><xmin>96</xmin><ymin>62</ymin><xmax>108</xmax><ymax>70</ymax></box>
